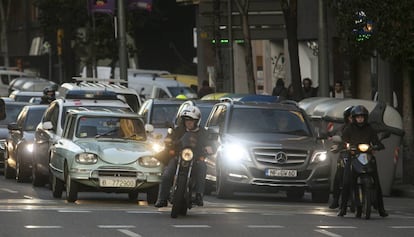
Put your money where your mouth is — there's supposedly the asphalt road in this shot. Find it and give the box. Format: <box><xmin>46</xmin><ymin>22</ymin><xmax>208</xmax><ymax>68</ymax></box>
<box><xmin>1</xmin><ymin>177</ymin><xmax>414</xmax><ymax>237</ymax></box>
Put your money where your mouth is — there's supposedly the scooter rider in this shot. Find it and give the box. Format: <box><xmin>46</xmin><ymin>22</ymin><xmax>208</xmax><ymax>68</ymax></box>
<box><xmin>337</xmin><ymin>105</ymin><xmax>388</xmax><ymax>217</ymax></box>
<box><xmin>154</xmin><ymin>105</ymin><xmax>212</xmax><ymax>208</ymax></box>
<box><xmin>329</xmin><ymin>105</ymin><xmax>353</xmax><ymax>209</ymax></box>
<box><xmin>40</xmin><ymin>86</ymin><xmax>56</xmax><ymax>104</ymax></box>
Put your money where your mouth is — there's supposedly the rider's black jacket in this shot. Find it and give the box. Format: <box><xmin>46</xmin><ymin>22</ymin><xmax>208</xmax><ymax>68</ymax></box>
<box><xmin>342</xmin><ymin>123</ymin><xmax>384</xmax><ymax>150</ymax></box>
<box><xmin>167</xmin><ymin>125</ymin><xmax>210</xmax><ymax>159</ymax></box>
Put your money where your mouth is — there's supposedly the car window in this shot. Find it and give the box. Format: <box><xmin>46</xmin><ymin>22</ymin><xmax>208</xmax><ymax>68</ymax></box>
<box><xmin>23</xmin><ymin>108</ymin><xmax>47</xmax><ymax>131</ymax></box>
<box><xmin>0</xmin><ymin>103</ymin><xmax>27</xmax><ymax>125</ymax></box>
<box><xmin>168</xmin><ymin>87</ymin><xmax>195</xmax><ymax>97</ymax></box>
<box><xmin>150</xmin><ymin>104</ymin><xmax>181</xmax><ymax>128</ymax></box>
<box><xmin>228</xmin><ymin>108</ymin><xmax>311</xmax><ymax>136</ymax></box>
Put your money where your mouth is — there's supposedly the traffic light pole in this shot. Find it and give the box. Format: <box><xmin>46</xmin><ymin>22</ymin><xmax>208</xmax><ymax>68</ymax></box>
<box><xmin>117</xmin><ymin>0</ymin><xmax>128</xmax><ymax>83</ymax></box>
<box><xmin>318</xmin><ymin>0</ymin><xmax>329</xmax><ymax>97</ymax></box>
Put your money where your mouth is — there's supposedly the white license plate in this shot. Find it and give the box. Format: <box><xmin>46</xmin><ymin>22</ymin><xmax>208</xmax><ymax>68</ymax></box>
<box><xmin>99</xmin><ymin>177</ymin><xmax>136</xmax><ymax>187</ymax></box>
<box><xmin>266</xmin><ymin>169</ymin><xmax>297</xmax><ymax>177</ymax></box>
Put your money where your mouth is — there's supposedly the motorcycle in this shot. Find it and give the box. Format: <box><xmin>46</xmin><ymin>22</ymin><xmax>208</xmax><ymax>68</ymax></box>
<box><xmin>169</xmin><ymin>130</ymin><xmax>198</xmax><ymax>218</ymax></box>
<box><xmin>331</xmin><ymin>132</ymin><xmax>389</xmax><ymax>219</ymax></box>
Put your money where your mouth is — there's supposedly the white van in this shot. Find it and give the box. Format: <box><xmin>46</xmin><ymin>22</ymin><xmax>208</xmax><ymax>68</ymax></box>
<box><xmin>126</xmin><ymin>74</ymin><xmax>197</xmax><ymax>99</ymax></box>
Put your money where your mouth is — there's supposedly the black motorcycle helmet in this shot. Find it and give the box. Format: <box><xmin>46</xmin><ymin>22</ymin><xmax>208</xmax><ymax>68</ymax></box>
<box><xmin>43</xmin><ymin>86</ymin><xmax>56</xmax><ymax>101</ymax></box>
<box><xmin>343</xmin><ymin>106</ymin><xmax>354</xmax><ymax>124</ymax></box>
<box><xmin>351</xmin><ymin>105</ymin><xmax>369</xmax><ymax>126</ymax></box>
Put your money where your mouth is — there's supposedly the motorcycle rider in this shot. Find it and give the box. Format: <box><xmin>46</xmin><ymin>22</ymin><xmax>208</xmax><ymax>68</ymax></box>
<box><xmin>40</xmin><ymin>86</ymin><xmax>56</xmax><ymax>104</ymax></box>
<box><xmin>329</xmin><ymin>105</ymin><xmax>353</xmax><ymax>209</ymax></box>
<box><xmin>154</xmin><ymin>105</ymin><xmax>212</xmax><ymax>207</ymax></box>
<box><xmin>337</xmin><ymin>105</ymin><xmax>388</xmax><ymax>217</ymax></box>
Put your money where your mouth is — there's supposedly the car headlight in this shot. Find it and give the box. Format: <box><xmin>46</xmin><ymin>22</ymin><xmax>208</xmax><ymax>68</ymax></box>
<box><xmin>221</xmin><ymin>143</ymin><xmax>251</xmax><ymax>163</ymax></box>
<box><xmin>358</xmin><ymin>144</ymin><xmax>370</xmax><ymax>152</ymax></box>
<box><xmin>25</xmin><ymin>143</ymin><xmax>34</xmax><ymax>153</ymax></box>
<box><xmin>75</xmin><ymin>153</ymin><xmax>98</xmax><ymax>164</ymax></box>
<box><xmin>181</xmin><ymin>148</ymin><xmax>193</xmax><ymax>161</ymax></box>
<box><xmin>311</xmin><ymin>150</ymin><xmax>327</xmax><ymax>163</ymax></box>
<box><xmin>138</xmin><ymin>156</ymin><xmax>161</xmax><ymax>167</ymax></box>
<box><xmin>150</xmin><ymin>141</ymin><xmax>165</xmax><ymax>153</ymax></box>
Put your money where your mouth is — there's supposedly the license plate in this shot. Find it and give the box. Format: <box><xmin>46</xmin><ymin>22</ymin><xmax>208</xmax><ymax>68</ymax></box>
<box><xmin>266</xmin><ymin>169</ymin><xmax>297</xmax><ymax>177</ymax></box>
<box><xmin>99</xmin><ymin>177</ymin><xmax>136</xmax><ymax>187</ymax></box>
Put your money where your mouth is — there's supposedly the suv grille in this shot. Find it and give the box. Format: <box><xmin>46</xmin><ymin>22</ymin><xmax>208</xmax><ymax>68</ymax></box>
<box><xmin>253</xmin><ymin>148</ymin><xmax>308</xmax><ymax>166</ymax></box>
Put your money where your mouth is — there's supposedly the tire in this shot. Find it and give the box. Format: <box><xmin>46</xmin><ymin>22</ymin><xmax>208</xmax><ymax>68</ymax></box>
<box><xmin>146</xmin><ymin>185</ymin><xmax>159</xmax><ymax>204</ymax></box>
<box><xmin>311</xmin><ymin>190</ymin><xmax>330</xmax><ymax>203</ymax></box>
<box><xmin>65</xmin><ymin>165</ymin><xmax>78</xmax><ymax>203</ymax></box>
<box><xmin>128</xmin><ymin>190</ymin><xmax>139</xmax><ymax>201</ymax></box>
<box><xmin>216</xmin><ymin>166</ymin><xmax>233</xmax><ymax>199</ymax></box>
<box><xmin>16</xmin><ymin>154</ymin><xmax>30</xmax><ymax>183</ymax></box>
<box><xmin>171</xmin><ymin>177</ymin><xmax>187</xmax><ymax>218</ymax></box>
<box><xmin>362</xmin><ymin>185</ymin><xmax>372</xmax><ymax>220</ymax></box>
<box><xmin>32</xmin><ymin>163</ymin><xmax>46</xmax><ymax>187</ymax></box>
<box><xmin>286</xmin><ymin>190</ymin><xmax>305</xmax><ymax>201</ymax></box>
<box><xmin>52</xmin><ymin>173</ymin><xmax>64</xmax><ymax>198</ymax></box>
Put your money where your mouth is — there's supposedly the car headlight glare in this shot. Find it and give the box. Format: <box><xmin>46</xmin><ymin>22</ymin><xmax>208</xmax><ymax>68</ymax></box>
<box><xmin>358</xmin><ymin>144</ymin><xmax>370</xmax><ymax>152</ymax></box>
<box><xmin>138</xmin><ymin>156</ymin><xmax>161</xmax><ymax>167</ymax></box>
<box><xmin>311</xmin><ymin>151</ymin><xmax>327</xmax><ymax>163</ymax></box>
<box><xmin>75</xmin><ymin>153</ymin><xmax>98</xmax><ymax>164</ymax></box>
<box><xmin>150</xmin><ymin>141</ymin><xmax>165</xmax><ymax>153</ymax></box>
<box><xmin>25</xmin><ymin>143</ymin><xmax>34</xmax><ymax>153</ymax></box>
<box><xmin>181</xmin><ymin>148</ymin><xmax>193</xmax><ymax>161</ymax></box>
<box><xmin>221</xmin><ymin>143</ymin><xmax>251</xmax><ymax>162</ymax></box>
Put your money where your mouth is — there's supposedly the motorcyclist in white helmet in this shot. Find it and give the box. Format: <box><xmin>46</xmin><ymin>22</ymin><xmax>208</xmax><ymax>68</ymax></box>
<box><xmin>154</xmin><ymin>105</ymin><xmax>212</xmax><ymax>207</ymax></box>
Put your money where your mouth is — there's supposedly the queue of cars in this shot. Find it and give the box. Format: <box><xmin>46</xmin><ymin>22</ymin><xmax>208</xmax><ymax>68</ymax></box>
<box><xmin>1</xmin><ymin>78</ymin><xmax>336</xmax><ymax>204</ymax></box>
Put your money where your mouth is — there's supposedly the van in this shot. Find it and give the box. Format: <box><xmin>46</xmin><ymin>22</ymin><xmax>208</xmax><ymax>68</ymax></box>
<box><xmin>127</xmin><ymin>74</ymin><xmax>197</xmax><ymax>99</ymax></box>
<box><xmin>0</xmin><ymin>68</ymin><xmax>34</xmax><ymax>96</ymax></box>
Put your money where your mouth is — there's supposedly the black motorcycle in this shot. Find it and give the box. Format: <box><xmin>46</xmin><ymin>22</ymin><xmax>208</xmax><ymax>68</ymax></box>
<box><xmin>169</xmin><ymin>131</ymin><xmax>198</xmax><ymax>218</ymax></box>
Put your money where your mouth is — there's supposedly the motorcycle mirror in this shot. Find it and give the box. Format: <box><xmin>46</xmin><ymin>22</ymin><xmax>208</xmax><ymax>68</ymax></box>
<box><xmin>167</xmin><ymin>128</ymin><xmax>173</xmax><ymax>135</ymax></box>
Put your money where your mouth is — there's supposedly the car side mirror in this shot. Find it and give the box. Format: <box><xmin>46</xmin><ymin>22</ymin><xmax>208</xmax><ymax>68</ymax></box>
<box><xmin>42</xmin><ymin>121</ymin><xmax>53</xmax><ymax>130</ymax></box>
<box><xmin>7</xmin><ymin>122</ymin><xmax>20</xmax><ymax>131</ymax></box>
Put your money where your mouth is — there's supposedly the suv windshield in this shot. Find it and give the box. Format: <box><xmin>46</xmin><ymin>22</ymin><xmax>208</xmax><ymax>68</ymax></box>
<box><xmin>228</xmin><ymin>108</ymin><xmax>311</xmax><ymax>136</ymax></box>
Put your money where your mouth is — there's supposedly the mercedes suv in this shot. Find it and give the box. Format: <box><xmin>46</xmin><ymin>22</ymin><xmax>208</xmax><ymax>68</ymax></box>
<box><xmin>204</xmin><ymin>100</ymin><xmax>331</xmax><ymax>203</ymax></box>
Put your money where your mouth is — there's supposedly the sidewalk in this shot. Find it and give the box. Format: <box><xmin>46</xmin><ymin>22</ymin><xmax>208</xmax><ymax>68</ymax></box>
<box><xmin>390</xmin><ymin>180</ymin><xmax>414</xmax><ymax>198</ymax></box>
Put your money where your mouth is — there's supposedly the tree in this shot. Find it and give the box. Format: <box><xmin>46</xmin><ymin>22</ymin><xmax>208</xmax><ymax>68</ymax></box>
<box><xmin>280</xmin><ymin>0</ymin><xmax>303</xmax><ymax>100</ymax></box>
<box><xmin>234</xmin><ymin>0</ymin><xmax>255</xmax><ymax>94</ymax></box>
<box><xmin>333</xmin><ymin>0</ymin><xmax>414</xmax><ymax>183</ymax></box>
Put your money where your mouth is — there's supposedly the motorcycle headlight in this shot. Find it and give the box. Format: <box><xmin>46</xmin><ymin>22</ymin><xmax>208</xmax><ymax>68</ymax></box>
<box><xmin>311</xmin><ymin>150</ymin><xmax>327</xmax><ymax>163</ymax></box>
<box><xmin>138</xmin><ymin>156</ymin><xmax>161</xmax><ymax>167</ymax></box>
<box><xmin>75</xmin><ymin>153</ymin><xmax>98</xmax><ymax>164</ymax></box>
<box><xmin>221</xmin><ymin>143</ymin><xmax>251</xmax><ymax>163</ymax></box>
<box><xmin>25</xmin><ymin>143</ymin><xmax>34</xmax><ymax>153</ymax></box>
<box><xmin>181</xmin><ymin>148</ymin><xmax>193</xmax><ymax>161</ymax></box>
<box><xmin>358</xmin><ymin>144</ymin><xmax>370</xmax><ymax>152</ymax></box>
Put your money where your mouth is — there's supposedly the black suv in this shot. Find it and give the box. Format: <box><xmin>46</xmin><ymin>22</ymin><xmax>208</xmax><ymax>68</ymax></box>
<box><xmin>205</xmin><ymin>100</ymin><xmax>331</xmax><ymax>202</ymax></box>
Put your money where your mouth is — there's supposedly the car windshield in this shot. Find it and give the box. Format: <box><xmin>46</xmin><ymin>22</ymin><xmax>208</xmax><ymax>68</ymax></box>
<box><xmin>0</xmin><ymin>103</ymin><xmax>27</xmax><ymax>125</ymax></box>
<box><xmin>228</xmin><ymin>108</ymin><xmax>311</xmax><ymax>136</ymax></box>
<box><xmin>62</xmin><ymin>106</ymin><xmax>132</xmax><ymax>128</ymax></box>
<box><xmin>168</xmin><ymin>87</ymin><xmax>196</xmax><ymax>97</ymax></box>
<box><xmin>76</xmin><ymin>116</ymin><xmax>146</xmax><ymax>140</ymax></box>
<box><xmin>24</xmin><ymin>108</ymin><xmax>47</xmax><ymax>131</ymax></box>
<box><xmin>150</xmin><ymin>104</ymin><xmax>181</xmax><ymax>128</ymax></box>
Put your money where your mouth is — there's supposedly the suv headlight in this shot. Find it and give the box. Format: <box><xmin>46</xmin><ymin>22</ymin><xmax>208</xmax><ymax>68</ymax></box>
<box><xmin>25</xmin><ymin>143</ymin><xmax>34</xmax><ymax>153</ymax></box>
<box><xmin>138</xmin><ymin>156</ymin><xmax>161</xmax><ymax>167</ymax></box>
<box><xmin>221</xmin><ymin>143</ymin><xmax>251</xmax><ymax>163</ymax></box>
<box><xmin>311</xmin><ymin>150</ymin><xmax>327</xmax><ymax>163</ymax></box>
<box><xmin>75</xmin><ymin>153</ymin><xmax>98</xmax><ymax>164</ymax></box>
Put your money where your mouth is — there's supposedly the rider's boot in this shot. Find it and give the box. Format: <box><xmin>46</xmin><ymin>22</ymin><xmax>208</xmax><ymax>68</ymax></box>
<box><xmin>378</xmin><ymin>208</ymin><xmax>389</xmax><ymax>217</ymax></box>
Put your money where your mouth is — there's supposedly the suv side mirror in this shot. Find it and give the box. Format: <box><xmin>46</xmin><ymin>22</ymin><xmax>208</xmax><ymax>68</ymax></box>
<box><xmin>42</xmin><ymin>121</ymin><xmax>53</xmax><ymax>130</ymax></box>
<box><xmin>8</xmin><ymin>122</ymin><xmax>20</xmax><ymax>131</ymax></box>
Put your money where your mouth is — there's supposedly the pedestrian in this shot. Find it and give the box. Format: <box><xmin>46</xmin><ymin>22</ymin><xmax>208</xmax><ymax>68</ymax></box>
<box><xmin>197</xmin><ymin>80</ymin><xmax>214</xmax><ymax>98</ymax></box>
<box><xmin>330</xmin><ymin>81</ymin><xmax>345</xmax><ymax>98</ymax></box>
<box><xmin>272</xmin><ymin>78</ymin><xmax>288</xmax><ymax>100</ymax></box>
<box><xmin>302</xmin><ymin>78</ymin><xmax>317</xmax><ymax>98</ymax></box>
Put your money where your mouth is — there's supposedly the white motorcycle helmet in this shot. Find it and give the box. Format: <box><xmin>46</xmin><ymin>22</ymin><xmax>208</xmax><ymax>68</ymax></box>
<box><xmin>180</xmin><ymin>105</ymin><xmax>201</xmax><ymax>129</ymax></box>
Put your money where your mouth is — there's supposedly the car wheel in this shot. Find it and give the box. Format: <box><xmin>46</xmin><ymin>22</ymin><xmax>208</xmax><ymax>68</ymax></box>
<box><xmin>216</xmin><ymin>165</ymin><xmax>233</xmax><ymax>199</ymax></box>
<box><xmin>32</xmin><ymin>163</ymin><xmax>46</xmax><ymax>187</ymax></box>
<box><xmin>311</xmin><ymin>190</ymin><xmax>330</xmax><ymax>203</ymax></box>
<box><xmin>128</xmin><ymin>190</ymin><xmax>139</xmax><ymax>201</ymax></box>
<box><xmin>146</xmin><ymin>185</ymin><xmax>159</xmax><ymax>204</ymax></box>
<box><xmin>16</xmin><ymin>153</ymin><xmax>30</xmax><ymax>183</ymax></box>
<box><xmin>4</xmin><ymin>150</ymin><xmax>15</xmax><ymax>179</ymax></box>
<box><xmin>52</xmin><ymin>173</ymin><xmax>64</xmax><ymax>198</ymax></box>
<box><xmin>65</xmin><ymin>165</ymin><xmax>78</xmax><ymax>203</ymax></box>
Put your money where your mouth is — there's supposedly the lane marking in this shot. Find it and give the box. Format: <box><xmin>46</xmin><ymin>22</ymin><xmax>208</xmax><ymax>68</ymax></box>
<box><xmin>390</xmin><ymin>226</ymin><xmax>414</xmax><ymax>229</ymax></box>
<box><xmin>126</xmin><ymin>211</ymin><xmax>161</xmax><ymax>214</ymax></box>
<box><xmin>314</xmin><ymin>229</ymin><xmax>342</xmax><ymax>237</ymax></box>
<box><xmin>1</xmin><ymin>188</ymin><xmax>18</xmax><ymax>193</ymax></box>
<box><xmin>25</xmin><ymin>225</ymin><xmax>62</xmax><ymax>229</ymax></box>
<box><xmin>247</xmin><ymin>225</ymin><xmax>284</xmax><ymax>228</ymax></box>
<box><xmin>317</xmin><ymin>226</ymin><xmax>356</xmax><ymax>229</ymax></box>
<box><xmin>0</xmin><ymin>209</ymin><xmax>21</xmax><ymax>212</ymax></box>
<box><xmin>58</xmin><ymin>210</ymin><xmax>91</xmax><ymax>213</ymax></box>
<box><xmin>118</xmin><ymin>229</ymin><xmax>143</xmax><ymax>237</ymax></box>
<box><xmin>172</xmin><ymin>225</ymin><xmax>211</xmax><ymax>228</ymax></box>
<box><xmin>98</xmin><ymin>225</ymin><xmax>135</xmax><ymax>229</ymax></box>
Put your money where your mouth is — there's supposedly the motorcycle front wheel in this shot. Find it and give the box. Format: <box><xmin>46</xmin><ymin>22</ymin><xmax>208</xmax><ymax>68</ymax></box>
<box><xmin>171</xmin><ymin>177</ymin><xmax>188</xmax><ymax>218</ymax></box>
<box><xmin>362</xmin><ymin>185</ymin><xmax>372</xmax><ymax>220</ymax></box>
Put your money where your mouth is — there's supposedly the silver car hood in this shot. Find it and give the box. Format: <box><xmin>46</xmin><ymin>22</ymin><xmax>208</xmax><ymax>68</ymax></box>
<box><xmin>75</xmin><ymin>140</ymin><xmax>151</xmax><ymax>165</ymax></box>
<box><xmin>222</xmin><ymin>133</ymin><xmax>321</xmax><ymax>150</ymax></box>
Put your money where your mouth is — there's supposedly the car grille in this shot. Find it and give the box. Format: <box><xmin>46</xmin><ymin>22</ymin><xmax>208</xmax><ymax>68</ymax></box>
<box><xmin>97</xmin><ymin>169</ymin><xmax>138</xmax><ymax>178</ymax></box>
<box><xmin>253</xmin><ymin>148</ymin><xmax>309</xmax><ymax>166</ymax></box>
